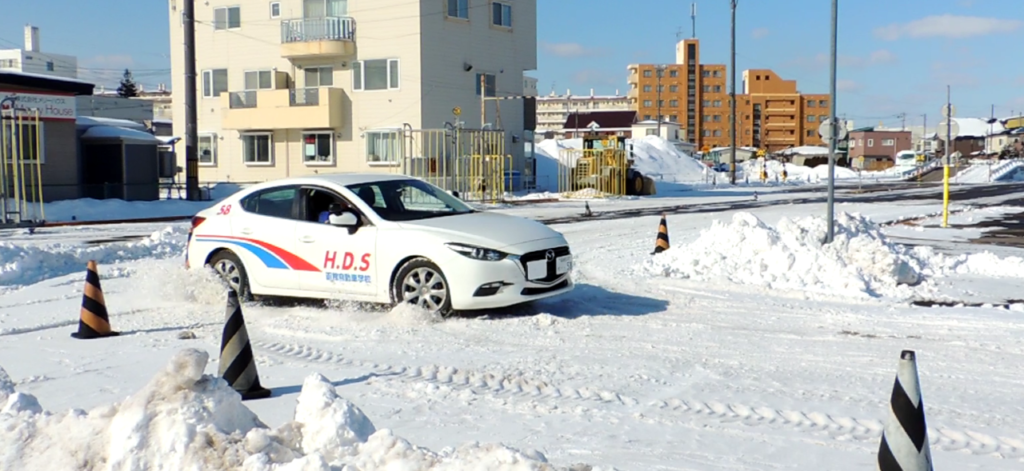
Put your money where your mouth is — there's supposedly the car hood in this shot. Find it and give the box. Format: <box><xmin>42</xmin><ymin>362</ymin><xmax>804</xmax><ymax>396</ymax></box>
<box><xmin>396</xmin><ymin>211</ymin><xmax>562</xmax><ymax>250</ymax></box>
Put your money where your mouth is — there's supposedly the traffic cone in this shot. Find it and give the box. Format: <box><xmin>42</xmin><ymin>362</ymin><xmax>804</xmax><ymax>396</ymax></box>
<box><xmin>651</xmin><ymin>214</ymin><xmax>670</xmax><ymax>255</ymax></box>
<box><xmin>71</xmin><ymin>260</ymin><xmax>120</xmax><ymax>339</ymax></box>
<box><xmin>878</xmin><ymin>350</ymin><xmax>933</xmax><ymax>471</ymax></box>
<box><xmin>218</xmin><ymin>289</ymin><xmax>271</xmax><ymax>400</ymax></box>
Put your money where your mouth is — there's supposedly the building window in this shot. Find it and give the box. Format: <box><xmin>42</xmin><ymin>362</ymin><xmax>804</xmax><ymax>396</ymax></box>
<box><xmin>818</xmin><ymin>100</ymin><xmax>827</xmax><ymax>107</ymax></box>
<box><xmin>714</xmin><ymin>85</ymin><xmax>722</xmax><ymax>93</ymax></box>
<box><xmin>303</xmin><ymin>0</ymin><xmax>347</xmax><ymax>17</ymax></box>
<box><xmin>270</xmin><ymin>2</ymin><xmax>281</xmax><ymax>17</ymax></box>
<box><xmin>669</xmin><ymin>70</ymin><xmax>678</xmax><ymax>78</ymax></box>
<box><xmin>643</xmin><ymin>70</ymin><xmax>652</xmax><ymax>77</ymax></box>
<box><xmin>46</xmin><ymin>61</ymin><xmax>54</xmax><ymax>72</ymax></box>
<box><xmin>702</xmin><ymin>130</ymin><xmax>711</xmax><ymax>137</ymax></box>
<box><xmin>201</xmin><ymin>69</ymin><xmax>228</xmax><ymax>98</ymax></box>
<box><xmin>669</xmin><ymin>115</ymin><xmax>677</xmax><ymax>121</ymax></box>
<box><xmin>882</xmin><ymin>138</ymin><xmax>894</xmax><ymax>146</ymax></box>
<box><xmin>366</xmin><ymin>131</ymin><xmax>402</xmax><ymax>164</ymax></box>
<box><xmin>867</xmin><ymin>139</ymin><xmax>874</xmax><ymax>147</ymax></box>
<box><xmin>491</xmin><ymin>2</ymin><xmax>512</xmax><ymax>27</ymax></box>
<box><xmin>713</xmin><ymin>100</ymin><xmax>721</xmax><ymax>107</ymax></box>
<box><xmin>447</xmin><ymin>0</ymin><xmax>469</xmax><ymax>19</ymax></box>
<box><xmin>305</xmin><ymin>66</ymin><xmax>333</xmax><ymax>87</ymax></box>
<box><xmin>643</xmin><ymin>85</ymin><xmax>651</xmax><ymax>92</ymax></box>
<box><xmin>303</xmin><ymin>132</ymin><xmax>334</xmax><ymax>164</ymax></box>
<box><xmin>353</xmin><ymin>59</ymin><xmax>399</xmax><ymax>91</ymax></box>
<box><xmin>475</xmin><ymin>72</ymin><xmax>496</xmax><ymax>96</ymax></box>
<box><xmin>713</xmin><ymin>70</ymin><xmax>721</xmax><ymax>77</ymax></box>
<box><xmin>713</xmin><ymin>115</ymin><xmax>721</xmax><ymax>122</ymax></box>
<box><xmin>807</xmin><ymin>115</ymin><xmax>816</xmax><ymax>122</ymax></box>
<box><xmin>702</xmin><ymin>70</ymin><xmax>709</xmax><ymax>77</ymax></box>
<box><xmin>669</xmin><ymin>85</ymin><xmax>678</xmax><ymax>93</ymax></box>
<box><xmin>702</xmin><ymin>85</ymin><xmax>711</xmax><ymax>92</ymax></box>
<box><xmin>242</xmin><ymin>133</ymin><xmax>273</xmax><ymax>165</ymax></box>
<box><xmin>703</xmin><ymin>115</ymin><xmax>711</xmax><ymax>122</ymax></box>
<box><xmin>702</xmin><ymin>100</ymin><xmax>710</xmax><ymax>107</ymax></box>
<box><xmin>244</xmin><ymin>70</ymin><xmax>273</xmax><ymax>90</ymax></box>
<box><xmin>669</xmin><ymin>100</ymin><xmax>678</xmax><ymax>107</ymax></box>
<box><xmin>198</xmin><ymin>133</ymin><xmax>217</xmax><ymax>165</ymax></box>
<box><xmin>807</xmin><ymin>100</ymin><xmax>816</xmax><ymax>107</ymax></box>
<box><xmin>643</xmin><ymin>100</ymin><xmax>652</xmax><ymax>107</ymax></box>
<box><xmin>2</xmin><ymin>121</ymin><xmax>42</xmax><ymax>163</ymax></box>
<box><xmin>819</xmin><ymin>115</ymin><xmax>827</xmax><ymax>122</ymax></box>
<box><xmin>214</xmin><ymin>6</ymin><xmax>241</xmax><ymax>30</ymax></box>
<box><xmin>643</xmin><ymin>115</ymin><xmax>651</xmax><ymax>120</ymax></box>
<box><xmin>806</xmin><ymin>130</ymin><xmax>813</xmax><ymax>137</ymax></box>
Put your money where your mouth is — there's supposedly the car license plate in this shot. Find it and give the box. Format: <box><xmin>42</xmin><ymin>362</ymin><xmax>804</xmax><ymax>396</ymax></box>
<box><xmin>526</xmin><ymin>260</ymin><xmax>548</xmax><ymax>280</ymax></box>
<box><xmin>556</xmin><ymin>255</ymin><xmax>572</xmax><ymax>274</ymax></box>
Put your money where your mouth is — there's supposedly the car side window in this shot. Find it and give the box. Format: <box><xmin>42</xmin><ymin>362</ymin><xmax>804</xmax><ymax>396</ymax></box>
<box><xmin>300</xmin><ymin>186</ymin><xmax>358</xmax><ymax>223</ymax></box>
<box><xmin>241</xmin><ymin>187</ymin><xmax>298</xmax><ymax>220</ymax></box>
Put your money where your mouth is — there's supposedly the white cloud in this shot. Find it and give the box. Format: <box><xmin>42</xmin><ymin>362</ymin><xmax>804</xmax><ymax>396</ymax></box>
<box><xmin>837</xmin><ymin>80</ymin><xmax>861</xmax><ymax>92</ymax></box>
<box><xmin>874</xmin><ymin>15</ymin><xmax>1022</xmax><ymax>40</ymax></box>
<box><xmin>868</xmin><ymin>49</ymin><xmax>897</xmax><ymax>64</ymax></box>
<box><xmin>789</xmin><ymin>50</ymin><xmax>897</xmax><ymax>69</ymax></box>
<box><xmin>751</xmin><ymin>28</ymin><xmax>769</xmax><ymax>39</ymax></box>
<box><xmin>540</xmin><ymin>42</ymin><xmax>604</xmax><ymax>58</ymax></box>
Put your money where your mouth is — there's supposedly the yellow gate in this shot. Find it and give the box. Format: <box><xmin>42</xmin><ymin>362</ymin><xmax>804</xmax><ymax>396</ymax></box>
<box><xmin>1</xmin><ymin>108</ymin><xmax>45</xmax><ymax>224</ymax></box>
<box><xmin>385</xmin><ymin>125</ymin><xmax>511</xmax><ymax>203</ymax></box>
<box><xmin>556</xmin><ymin>147</ymin><xmax>629</xmax><ymax>197</ymax></box>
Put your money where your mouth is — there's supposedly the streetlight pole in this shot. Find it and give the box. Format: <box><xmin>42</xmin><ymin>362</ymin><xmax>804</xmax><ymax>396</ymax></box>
<box><xmin>729</xmin><ymin>0</ymin><xmax>737</xmax><ymax>185</ymax></box>
<box><xmin>825</xmin><ymin>0</ymin><xmax>838</xmax><ymax>243</ymax></box>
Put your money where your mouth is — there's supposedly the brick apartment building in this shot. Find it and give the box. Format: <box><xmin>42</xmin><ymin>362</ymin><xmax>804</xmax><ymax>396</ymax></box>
<box><xmin>848</xmin><ymin>127</ymin><xmax>912</xmax><ymax>161</ymax></box>
<box><xmin>627</xmin><ymin>38</ymin><xmax>830</xmax><ymax>152</ymax></box>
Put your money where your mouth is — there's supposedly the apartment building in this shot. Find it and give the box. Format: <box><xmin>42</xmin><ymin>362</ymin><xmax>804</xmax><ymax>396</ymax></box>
<box><xmin>0</xmin><ymin>25</ymin><xmax>78</xmax><ymax>79</ymax></box>
<box><xmin>536</xmin><ymin>89</ymin><xmax>629</xmax><ymax>137</ymax></box>
<box><xmin>627</xmin><ymin>39</ymin><xmax>829</xmax><ymax>152</ymax></box>
<box><xmin>167</xmin><ymin>0</ymin><xmax>536</xmax><ymax>183</ymax></box>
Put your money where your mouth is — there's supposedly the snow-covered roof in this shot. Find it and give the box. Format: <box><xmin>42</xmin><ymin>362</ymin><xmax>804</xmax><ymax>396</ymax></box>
<box><xmin>949</xmin><ymin>117</ymin><xmax>1004</xmax><ymax>138</ymax></box>
<box><xmin>634</xmin><ymin>119</ymin><xmax>680</xmax><ymax>126</ymax></box>
<box><xmin>777</xmin><ymin>145</ymin><xmax>830</xmax><ymax>156</ymax></box>
<box><xmin>80</xmin><ymin>125</ymin><xmax>163</xmax><ymax>144</ymax></box>
<box><xmin>76</xmin><ymin>115</ymin><xmax>147</xmax><ymax>130</ymax></box>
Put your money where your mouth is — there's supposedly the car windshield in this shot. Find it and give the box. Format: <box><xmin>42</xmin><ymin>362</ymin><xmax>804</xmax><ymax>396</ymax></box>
<box><xmin>345</xmin><ymin>178</ymin><xmax>476</xmax><ymax>221</ymax></box>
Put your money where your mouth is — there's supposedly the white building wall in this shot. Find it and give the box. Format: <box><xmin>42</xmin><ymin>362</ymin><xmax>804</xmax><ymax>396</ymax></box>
<box><xmin>0</xmin><ymin>50</ymin><xmax>78</xmax><ymax>79</ymax></box>
<box><xmin>76</xmin><ymin>96</ymin><xmax>154</xmax><ymax>123</ymax></box>
<box><xmin>171</xmin><ymin>0</ymin><xmax>535</xmax><ymax>183</ymax></box>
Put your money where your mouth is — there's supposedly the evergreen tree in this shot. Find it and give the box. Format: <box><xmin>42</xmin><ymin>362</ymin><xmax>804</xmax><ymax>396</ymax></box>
<box><xmin>117</xmin><ymin>69</ymin><xmax>139</xmax><ymax>98</ymax></box>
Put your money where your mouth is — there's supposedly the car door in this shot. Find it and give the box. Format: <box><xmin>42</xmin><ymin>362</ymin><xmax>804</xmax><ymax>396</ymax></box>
<box><xmin>293</xmin><ymin>185</ymin><xmax>379</xmax><ymax>298</ymax></box>
<box><xmin>228</xmin><ymin>185</ymin><xmax>305</xmax><ymax>292</ymax></box>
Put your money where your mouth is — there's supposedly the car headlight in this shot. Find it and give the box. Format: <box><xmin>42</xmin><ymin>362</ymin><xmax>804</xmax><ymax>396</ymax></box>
<box><xmin>445</xmin><ymin>243</ymin><xmax>508</xmax><ymax>261</ymax></box>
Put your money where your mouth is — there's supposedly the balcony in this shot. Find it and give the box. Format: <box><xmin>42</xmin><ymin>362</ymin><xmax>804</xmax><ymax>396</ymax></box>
<box><xmin>280</xmin><ymin>17</ymin><xmax>355</xmax><ymax>60</ymax></box>
<box><xmin>222</xmin><ymin>87</ymin><xmax>346</xmax><ymax>130</ymax></box>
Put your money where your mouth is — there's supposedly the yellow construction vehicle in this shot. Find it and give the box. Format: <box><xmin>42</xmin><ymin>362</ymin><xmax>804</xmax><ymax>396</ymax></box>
<box><xmin>568</xmin><ymin>133</ymin><xmax>656</xmax><ymax>196</ymax></box>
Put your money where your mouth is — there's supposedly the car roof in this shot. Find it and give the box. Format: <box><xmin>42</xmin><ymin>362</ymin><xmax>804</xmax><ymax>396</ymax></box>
<box><xmin>241</xmin><ymin>172</ymin><xmax>417</xmax><ymax>193</ymax></box>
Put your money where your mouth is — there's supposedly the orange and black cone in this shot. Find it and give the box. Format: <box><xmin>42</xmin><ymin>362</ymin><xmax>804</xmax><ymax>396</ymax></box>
<box><xmin>71</xmin><ymin>260</ymin><xmax>120</xmax><ymax>339</ymax></box>
<box><xmin>651</xmin><ymin>214</ymin><xmax>670</xmax><ymax>255</ymax></box>
<box><xmin>218</xmin><ymin>289</ymin><xmax>272</xmax><ymax>400</ymax></box>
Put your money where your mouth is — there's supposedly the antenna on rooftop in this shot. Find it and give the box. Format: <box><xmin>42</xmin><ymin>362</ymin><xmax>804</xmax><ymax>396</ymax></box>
<box><xmin>691</xmin><ymin>3</ymin><xmax>697</xmax><ymax>38</ymax></box>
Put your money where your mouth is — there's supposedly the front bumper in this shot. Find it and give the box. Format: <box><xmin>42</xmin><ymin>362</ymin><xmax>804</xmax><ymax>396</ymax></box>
<box><xmin>446</xmin><ymin>239</ymin><xmax>575</xmax><ymax>310</ymax></box>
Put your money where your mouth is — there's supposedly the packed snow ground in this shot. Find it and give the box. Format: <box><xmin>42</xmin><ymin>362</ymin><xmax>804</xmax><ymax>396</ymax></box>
<box><xmin>2</xmin><ymin>193</ymin><xmax>1024</xmax><ymax>469</ymax></box>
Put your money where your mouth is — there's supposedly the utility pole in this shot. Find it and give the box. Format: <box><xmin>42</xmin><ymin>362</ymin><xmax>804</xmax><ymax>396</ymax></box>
<box><xmin>729</xmin><ymin>0</ymin><xmax>737</xmax><ymax>185</ymax></box>
<box><xmin>921</xmin><ymin>113</ymin><xmax>927</xmax><ymax>152</ymax></box>
<box><xmin>825</xmin><ymin>0</ymin><xmax>838</xmax><ymax>243</ymax></box>
<box><xmin>942</xmin><ymin>85</ymin><xmax>952</xmax><ymax>227</ymax></box>
<box><xmin>691</xmin><ymin>2</ymin><xmax>697</xmax><ymax>38</ymax></box>
<box><xmin>183</xmin><ymin>0</ymin><xmax>199</xmax><ymax>201</ymax></box>
<box><xmin>898</xmin><ymin>112</ymin><xmax>906</xmax><ymax>130</ymax></box>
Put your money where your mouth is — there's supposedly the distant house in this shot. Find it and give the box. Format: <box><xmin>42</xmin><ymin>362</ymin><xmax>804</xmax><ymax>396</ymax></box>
<box><xmin>561</xmin><ymin>110</ymin><xmax>638</xmax><ymax>139</ymax></box>
<box><xmin>847</xmin><ymin>127</ymin><xmax>912</xmax><ymax>170</ymax></box>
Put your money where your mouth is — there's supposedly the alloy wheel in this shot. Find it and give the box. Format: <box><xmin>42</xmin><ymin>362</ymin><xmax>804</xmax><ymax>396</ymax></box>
<box><xmin>401</xmin><ymin>267</ymin><xmax>448</xmax><ymax>312</ymax></box>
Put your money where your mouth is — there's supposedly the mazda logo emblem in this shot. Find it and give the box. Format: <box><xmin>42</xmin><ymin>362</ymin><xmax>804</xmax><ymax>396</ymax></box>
<box><xmin>545</xmin><ymin>250</ymin><xmax>555</xmax><ymax>261</ymax></box>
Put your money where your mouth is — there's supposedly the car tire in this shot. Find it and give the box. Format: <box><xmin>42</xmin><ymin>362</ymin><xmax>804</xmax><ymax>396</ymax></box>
<box><xmin>391</xmin><ymin>258</ymin><xmax>453</xmax><ymax>317</ymax></box>
<box><xmin>207</xmin><ymin>250</ymin><xmax>254</xmax><ymax>302</ymax></box>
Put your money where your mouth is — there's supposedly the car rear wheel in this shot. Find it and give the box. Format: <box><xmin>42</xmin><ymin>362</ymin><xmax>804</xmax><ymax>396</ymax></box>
<box><xmin>208</xmin><ymin>250</ymin><xmax>253</xmax><ymax>301</ymax></box>
<box><xmin>392</xmin><ymin>258</ymin><xmax>452</xmax><ymax>317</ymax></box>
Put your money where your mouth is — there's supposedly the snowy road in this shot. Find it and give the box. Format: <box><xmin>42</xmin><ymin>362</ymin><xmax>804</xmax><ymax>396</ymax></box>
<box><xmin>2</xmin><ymin>195</ymin><xmax>1024</xmax><ymax>470</ymax></box>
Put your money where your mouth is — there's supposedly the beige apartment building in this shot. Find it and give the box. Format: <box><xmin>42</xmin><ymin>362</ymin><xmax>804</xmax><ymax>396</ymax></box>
<box><xmin>167</xmin><ymin>0</ymin><xmax>536</xmax><ymax>183</ymax></box>
<box><xmin>535</xmin><ymin>89</ymin><xmax>630</xmax><ymax>137</ymax></box>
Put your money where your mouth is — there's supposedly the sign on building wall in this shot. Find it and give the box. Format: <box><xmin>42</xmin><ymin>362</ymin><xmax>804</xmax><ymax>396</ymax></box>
<box><xmin>0</xmin><ymin>90</ymin><xmax>76</xmax><ymax>120</ymax></box>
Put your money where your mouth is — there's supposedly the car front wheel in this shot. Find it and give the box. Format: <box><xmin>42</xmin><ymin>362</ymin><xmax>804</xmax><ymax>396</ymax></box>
<box><xmin>392</xmin><ymin>258</ymin><xmax>453</xmax><ymax>317</ymax></box>
<box><xmin>208</xmin><ymin>250</ymin><xmax>253</xmax><ymax>301</ymax></box>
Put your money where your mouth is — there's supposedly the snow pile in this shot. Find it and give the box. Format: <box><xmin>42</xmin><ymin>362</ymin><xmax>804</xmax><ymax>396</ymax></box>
<box><xmin>44</xmin><ymin>183</ymin><xmax>245</xmax><ymax>222</ymax></box>
<box><xmin>920</xmin><ymin>250</ymin><xmax>1024</xmax><ymax>279</ymax></box>
<box><xmin>643</xmin><ymin>212</ymin><xmax>923</xmax><ymax>298</ymax></box>
<box><xmin>0</xmin><ymin>226</ymin><xmax>187</xmax><ymax>287</ymax></box>
<box><xmin>0</xmin><ymin>349</ymin><xmax>584</xmax><ymax>471</ymax></box>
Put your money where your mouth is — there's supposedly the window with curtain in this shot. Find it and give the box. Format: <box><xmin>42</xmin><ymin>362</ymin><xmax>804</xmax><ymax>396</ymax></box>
<box><xmin>304</xmin><ymin>0</ymin><xmax>347</xmax><ymax>17</ymax></box>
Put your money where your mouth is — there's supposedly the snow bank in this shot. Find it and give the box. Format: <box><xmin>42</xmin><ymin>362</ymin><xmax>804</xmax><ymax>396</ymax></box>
<box><xmin>643</xmin><ymin>212</ymin><xmax>923</xmax><ymax>298</ymax></box>
<box><xmin>43</xmin><ymin>183</ymin><xmax>244</xmax><ymax>223</ymax></box>
<box><xmin>0</xmin><ymin>226</ymin><xmax>187</xmax><ymax>287</ymax></box>
<box><xmin>0</xmin><ymin>349</ymin><xmax>590</xmax><ymax>471</ymax></box>
<box><xmin>644</xmin><ymin>212</ymin><xmax>1024</xmax><ymax>298</ymax></box>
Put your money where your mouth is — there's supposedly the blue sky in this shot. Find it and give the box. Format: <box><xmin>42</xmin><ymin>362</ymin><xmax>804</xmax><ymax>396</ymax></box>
<box><xmin>3</xmin><ymin>0</ymin><xmax>1023</xmax><ymax>130</ymax></box>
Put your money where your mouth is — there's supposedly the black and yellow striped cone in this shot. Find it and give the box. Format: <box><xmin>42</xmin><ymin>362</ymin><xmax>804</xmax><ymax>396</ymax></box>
<box><xmin>651</xmin><ymin>214</ymin><xmax>670</xmax><ymax>255</ymax></box>
<box><xmin>71</xmin><ymin>260</ymin><xmax>120</xmax><ymax>339</ymax></box>
<box><xmin>878</xmin><ymin>350</ymin><xmax>933</xmax><ymax>471</ymax></box>
<box><xmin>218</xmin><ymin>289</ymin><xmax>271</xmax><ymax>400</ymax></box>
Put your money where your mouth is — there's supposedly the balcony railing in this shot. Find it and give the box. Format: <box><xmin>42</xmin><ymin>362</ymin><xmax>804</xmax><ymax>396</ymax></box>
<box><xmin>281</xmin><ymin>16</ymin><xmax>355</xmax><ymax>43</ymax></box>
<box><xmin>290</xmin><ymin>87</ymin><xmax>320</xmax><ymax>106</ymax></box>
<box><xmin>229</xmin><ymin>91</ymin><xmax>257</xmax><ymax>109</ymax></box>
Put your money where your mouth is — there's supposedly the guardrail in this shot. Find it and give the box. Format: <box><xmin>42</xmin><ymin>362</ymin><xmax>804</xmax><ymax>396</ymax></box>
<box><xmin>281</xmin><ymin>17</ymin><xmax>355</xmax><ymax>43</ymax></box>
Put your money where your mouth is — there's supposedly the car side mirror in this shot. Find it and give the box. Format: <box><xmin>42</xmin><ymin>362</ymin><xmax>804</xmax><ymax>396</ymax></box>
<box><xmin>328</xmin><ymin>210</ymin><xmax>359</xmax><ymax>227</ymax></box>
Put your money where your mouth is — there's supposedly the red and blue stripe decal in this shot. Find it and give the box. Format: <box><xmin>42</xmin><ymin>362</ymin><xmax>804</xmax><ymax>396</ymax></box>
<box><xmin>194</xmin><ymin>235</ymin><xmax>321</xmax><ymax>272</ymax></box>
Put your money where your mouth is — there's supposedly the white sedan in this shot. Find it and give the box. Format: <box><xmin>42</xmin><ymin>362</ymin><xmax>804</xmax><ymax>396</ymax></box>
<box><xmin>185</xmin><ymin>173</ymin><xmax>574</xmax><ymax>316</ymax></box>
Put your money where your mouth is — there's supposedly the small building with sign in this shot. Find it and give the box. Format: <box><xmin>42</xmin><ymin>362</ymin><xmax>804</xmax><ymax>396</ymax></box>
<box><xmin>561</xmin><ymin>110</ymin><xmax>638</xmax><ymax>139</ymax></box>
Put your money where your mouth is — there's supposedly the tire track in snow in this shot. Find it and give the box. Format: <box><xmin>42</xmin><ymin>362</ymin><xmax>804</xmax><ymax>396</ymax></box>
<box><xmin>0</xmin><ymin>307</ymin><xmax>162</xmax><ymax>337</ymax></box>
<box><xmin>253</xmin><ymin>339</ymin><xmax>1024</xmax><ymax>459</ymax></box>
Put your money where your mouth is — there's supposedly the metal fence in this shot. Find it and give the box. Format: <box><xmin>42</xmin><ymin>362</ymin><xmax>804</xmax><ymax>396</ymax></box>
<box><xmin>555</xmin><ymin>148</ymin><xmax>630</xmax><ymax>197</ymax></box>
<box><xmin>374</xmin><ymin>126</ymin><xmax>512</xmax><ymax>203</ymax></box>
<box><xmin>1</xmin><ymin>108</ymin><xmax>45</xmax><ymax>224</ymax></box>
<box><xmin>281</xmin><ymin>17</ymin><xmax>355</xmax><ymax>43</ymax></box>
